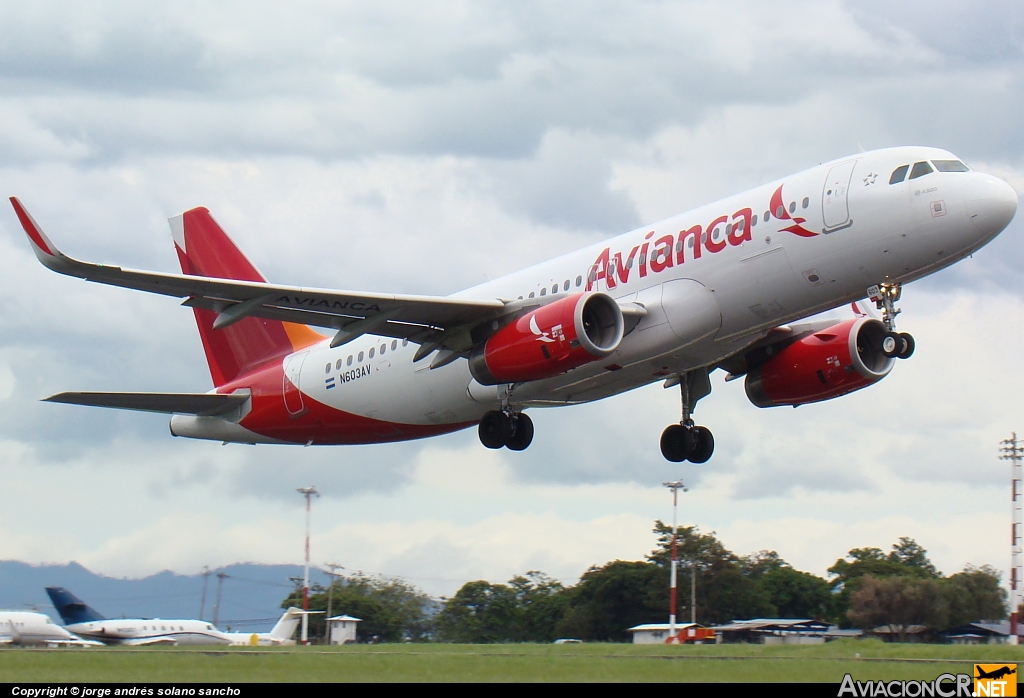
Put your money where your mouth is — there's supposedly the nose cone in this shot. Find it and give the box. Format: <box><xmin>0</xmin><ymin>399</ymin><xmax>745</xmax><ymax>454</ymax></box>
<box><xmin>967</xmin><ymin>174</ymin><xmax>1018</xmax><ymax>239</ymax></box>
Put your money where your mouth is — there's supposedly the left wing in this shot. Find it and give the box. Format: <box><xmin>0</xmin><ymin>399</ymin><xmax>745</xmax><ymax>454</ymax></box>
<box><xmin>120</xmin><ymin>636</ymin><xmax>178</xmax><ymax>646</ymax></box>
<box><xmin>10</xmin><ymin>197</ymin><xmax>507</xmax><ymax>351</ymax></box>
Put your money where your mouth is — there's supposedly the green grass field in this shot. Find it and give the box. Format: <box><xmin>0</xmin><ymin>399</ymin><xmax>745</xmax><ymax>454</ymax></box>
<box><xmin>2</xmin><ymin>640</ymin><xmax>1022</xmax><ymax>683</ymax></box>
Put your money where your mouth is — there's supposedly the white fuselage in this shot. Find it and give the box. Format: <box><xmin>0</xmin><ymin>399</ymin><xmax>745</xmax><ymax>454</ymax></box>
<box><xmin>169</xmin><ymin>146</ymin><xmax>1017</xmax><ymax>444</ymax></box>
<box><xmin>65</xmin><ymin>618</ymin><xmax>232</xmax><ymax>646</ymax></box>
<box><xmin>0</xmin><ymin>611</ymin><xmax>93</xmax><ymax>646</ymax></box>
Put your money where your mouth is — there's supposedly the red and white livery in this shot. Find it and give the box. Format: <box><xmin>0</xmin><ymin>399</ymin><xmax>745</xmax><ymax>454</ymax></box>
<box><xmin>10</xmin><ymin>146</ymin><xmax>1018</xmax><ymax>461</ymax></box>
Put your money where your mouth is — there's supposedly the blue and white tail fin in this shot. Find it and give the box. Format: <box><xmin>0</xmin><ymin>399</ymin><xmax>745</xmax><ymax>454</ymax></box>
<box><xmin>45</xmin><ymin>587</ymin><xmax>106</xmax><ymax>625</ymax></box>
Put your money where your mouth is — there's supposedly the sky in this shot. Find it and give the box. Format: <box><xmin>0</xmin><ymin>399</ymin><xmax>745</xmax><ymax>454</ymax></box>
<box><xmin>1</xmin><ymin>0</ymin><xmax>1024</xmax><ymax>603</ymax></box>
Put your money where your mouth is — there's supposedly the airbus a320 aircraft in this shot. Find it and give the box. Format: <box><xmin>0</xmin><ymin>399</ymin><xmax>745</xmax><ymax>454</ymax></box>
<box><xmin>10</xmin><ymin>146</ymin><xmax>1017</xmax><ymax>462</ymax></box>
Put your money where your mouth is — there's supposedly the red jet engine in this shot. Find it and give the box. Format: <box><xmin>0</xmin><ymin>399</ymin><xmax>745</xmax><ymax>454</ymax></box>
<box><xmin>469</xmin><ymin>292</ymin><xmax>624</xmax><ymax>385</ymax></box>
<box><xmin>744</xmin><ymin>318</ymin><xmax>894</xmax><ymax>408</ymax></box>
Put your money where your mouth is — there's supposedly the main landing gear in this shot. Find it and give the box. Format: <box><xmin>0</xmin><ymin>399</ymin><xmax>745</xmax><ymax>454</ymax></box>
<box><xmin>479</xmin><ymin>410</ymin><xmax>535</xmax><ymax>451</ymax></box>
<box><xmin>660</xmin><ymin>368</ymin><xmax>715</xmax><ymax>463</ymax></box>
<box><xmin>868</xmin><ymin>282</ymin><xmax>915</xmax><ymax>360</ymax></box>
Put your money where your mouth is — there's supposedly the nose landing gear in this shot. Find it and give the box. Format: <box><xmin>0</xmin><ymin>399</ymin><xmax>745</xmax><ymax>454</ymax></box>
<box><xmin>660</xmin><ymin>368</ymin><xmax>715</xmax><ymax>463</ymax></box>
<box><xmin>869</xmin><ymin>283</ymin><xmax>915</xmax><ymax>360</ymax></box>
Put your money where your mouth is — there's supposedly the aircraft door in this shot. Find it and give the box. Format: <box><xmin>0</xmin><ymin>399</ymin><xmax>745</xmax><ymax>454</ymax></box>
<box><xmin>282</xmin><ymin>351</ymin><xmax>308</xmax><ymax>417</ymax></box>
<box><xmin>822</xmin><ymin>160</ymin><xmax>857</xmax><ymax>232</ymax></box>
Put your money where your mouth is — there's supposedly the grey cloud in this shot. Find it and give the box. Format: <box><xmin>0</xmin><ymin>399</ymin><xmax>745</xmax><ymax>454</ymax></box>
<box><xmin>5</xmin><ymin>1</ymin><xmax>1021</xmax><ymax>168</ymax></box>
<box><xmin>847</xmin><ymin>0</ymin><xmax>1024</xmax><ymax>65</ymax></box>
<box><xmin>485</xmin><ymin>130</ymin><xmax>640</xmax><ymax>233</ymax></box>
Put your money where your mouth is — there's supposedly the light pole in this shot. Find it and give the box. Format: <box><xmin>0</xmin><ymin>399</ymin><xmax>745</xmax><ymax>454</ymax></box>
<box><xmin>324</xmin><ymin>563</ymin><xmax>345</xmax><ymax>642</ymax></box>
<box><xmin>198</xmin><ymin>565</ymin><xmax>211</xmax><ymax>620</ymax></box>
<box><xmin>297</xmin><ymin>485</ymin><xmax>320</xmax><ymax>645</ymax></box>
<box><xmin>663</xmin><ymin>479</ymin><xmax>687</xmax><ymax>640</ymax></box>
<box><xmin>212</xmin><ymin>571</ymin><xmax>229</xmax><ymax>628</ymax></box>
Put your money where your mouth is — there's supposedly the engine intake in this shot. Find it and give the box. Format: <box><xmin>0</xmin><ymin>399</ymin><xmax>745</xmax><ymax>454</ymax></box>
<box><xmin>469</xmin><ymin>292</ymin><xmax>624</xmax><ymax>385</ymax></box>
<box><xmin>745</xmin><ymin>317</ymin><xmax>894</xmax><ymax>408</ymax></box>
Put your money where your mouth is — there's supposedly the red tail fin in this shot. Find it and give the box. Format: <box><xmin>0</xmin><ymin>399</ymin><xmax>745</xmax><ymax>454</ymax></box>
<box><xmin>170</xmin><ymin>208</ymin><xmax>323</xmax><ymax>387</ymax></box>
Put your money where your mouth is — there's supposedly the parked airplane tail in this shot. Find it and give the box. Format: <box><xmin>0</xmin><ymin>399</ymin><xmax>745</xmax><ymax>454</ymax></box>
<box><xmin>169</xmin><ymin>208</ymin><xmax>323</xmax><ymax>387</ymax></box>
<box><xmin>269</xmin><ymin>607</ymin><xmax>304</xmax><ymax>641</ymax></box>
<box><xmin>45</xmin><ymin>587</ymin><xmax>105</xmax><ymax>625</ymax></box>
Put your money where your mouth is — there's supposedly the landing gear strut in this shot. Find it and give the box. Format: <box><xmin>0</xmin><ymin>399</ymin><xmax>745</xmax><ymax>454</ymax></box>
<box><xmin>868</xmin><ymin>283</ymin><xmax>915</xmax><ymax>360</ymax></box>
<box><xmin>660</xmin><ymin>369</ymin><xmax>715</xmax><ymax>463</ymax></box>
<box><xmin>479</xmin><ymin>410</ymin><xmax>534</xmax><ymax>451</ymax></box>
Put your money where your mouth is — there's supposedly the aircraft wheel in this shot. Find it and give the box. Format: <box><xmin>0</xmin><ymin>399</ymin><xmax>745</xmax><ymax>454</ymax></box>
<box><xmin>881</xmin><ymin>331</ymin><xmax>902</xmax><ymax>358</ymax></box>
<box><xmin>898</xmin><ymin>332</ymin><xmax>915</xmax><ymax>360</ymax></box>
<box><xmin>506</xmin><ymin>413</ymin><xmax>534</xmax><ymax>451</ymax></box>
<box><xmin>688</xmin><ymin>426</ymin><xmax>715</xmax><ymax>464</ymax></box>
<box><xmin>479</xmin><ymin>410</ymin><xmax>511</xmax><ymax>449</ymax></box>
<box><xmin>660</xmin><ymin>424</ymin><xmax>694</xmax><ymax>463</ymax></box>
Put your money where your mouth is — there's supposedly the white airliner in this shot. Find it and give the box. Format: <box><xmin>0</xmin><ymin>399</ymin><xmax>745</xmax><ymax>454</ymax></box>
<box><xmin>45</xmin><ymin>586</ymin><xmax>306</xmax><ymax>646</ymax></box>
<box><xmin>222</xmin><ymin>607</ymin><xmax>317</xmax><ymax>646</ymax></box>
<box><xmin>0</xmin><ymin>610</ymin><xmax>99</xmax><ymax>646</ymax></box>
<box><xmin>10</xmin><ymin>146</ymin><xmax>1017</xmax><ymax>461</ymax></box>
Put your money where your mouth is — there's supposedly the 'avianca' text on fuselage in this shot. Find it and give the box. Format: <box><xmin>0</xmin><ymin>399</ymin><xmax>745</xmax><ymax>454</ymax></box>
<box><xmin>12</xmin><ymin>146</ymin><xmax>1019</xmax><ymax>462</ymax></box>
<box><xmin>588</xmin><ymin>184</ymin><xmax>827</xmax><ymax>292</ymax></box>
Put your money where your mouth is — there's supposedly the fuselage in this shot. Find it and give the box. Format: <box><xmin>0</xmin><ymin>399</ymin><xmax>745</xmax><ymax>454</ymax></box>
<box><xmin>0</xmin><ymin>611</ymin><xmax>90</xmax><ymax>646</ymax></box>
<box><xmin>64</xmin><ymin>617</ymin><xmax>232</xmax><ymax>645</ymax></box>
<box><xmin>168</xmin><ymin>146</ymin><xmax>1017</xmax><ymax>445</ymax></box>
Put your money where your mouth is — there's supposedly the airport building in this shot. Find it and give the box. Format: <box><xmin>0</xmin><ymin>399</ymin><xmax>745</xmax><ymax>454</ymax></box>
<box><xmin>327</xmin><ymin>615</ymin><xmax>361</xmax><ymax>645</ymax></box>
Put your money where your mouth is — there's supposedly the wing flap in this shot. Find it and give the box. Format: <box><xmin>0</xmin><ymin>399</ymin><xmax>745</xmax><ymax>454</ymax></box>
<box><xmin>44</xmin><ymin>392</ymin><xmax>250</xmax><ymax>416</ymax></box>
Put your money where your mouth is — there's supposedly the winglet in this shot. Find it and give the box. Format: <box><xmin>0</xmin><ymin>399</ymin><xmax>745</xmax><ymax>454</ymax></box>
<box><xmin>9</xmin><ymin>197</ymin><xmax>63</xmax><ymax>265</ymax></box>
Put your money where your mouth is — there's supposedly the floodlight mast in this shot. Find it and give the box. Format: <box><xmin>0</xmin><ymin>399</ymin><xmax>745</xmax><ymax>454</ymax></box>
<box><xmin>1001</xmin><ymin>434</ymin><xmax>1024</xmax><ymax>645</ymax></box>
<box><xmin>663</xmin><ymin>479</ymin><xmax>687</xmax><ymax>640</ymax></box>
<box><xmin>297</xmin><ymin>485</ymin><xmax>320</xmax><ymax>645</ymax></box>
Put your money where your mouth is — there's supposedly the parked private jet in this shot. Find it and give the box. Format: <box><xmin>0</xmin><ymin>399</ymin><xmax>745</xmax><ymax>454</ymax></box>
<box><xmin>222</xmin><ymin>607</ymin><xmax>317</xmax><ymax>646</ymax></box>
<box><xmin>11</xmin><ymin>146</ymin><xmax>1017</xmax><ymax>461</ymax></box>
<box><xmin>0</xmin><ymin>610</ymin><xmax>99</xmax><ymax>646</ymax></box>
<box><xmin>45</xmin><ymin>587</ymin><xmax>310</xmax><ymax>646</ymax></box>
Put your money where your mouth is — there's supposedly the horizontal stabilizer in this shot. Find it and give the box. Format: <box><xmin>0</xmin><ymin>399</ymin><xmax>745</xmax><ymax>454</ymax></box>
<box><xmin>44</xmin><ymin>391</ymin><xmax>249</xmax><ymax>416</ymax></box>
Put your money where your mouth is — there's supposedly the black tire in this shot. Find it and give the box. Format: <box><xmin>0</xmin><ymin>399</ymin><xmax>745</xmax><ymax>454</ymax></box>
<box><xmin>688</xmin><ymin>426</ymin><xmax>715</xmax><ymax>464</ymax></box>
<box><xmin>881</xmin><ymin>331</ymin><xmax>902</xmax><ymax>358</ymax></box>
<box><xmin>898</xmin><ymin>332</ymin><xmax>915</xmax><ymax>360</ymax></box>
<box><xmin>660</xmin><ymin>424</ymin><xmax>694</xmax><ymax>463</ymax></box>
<box><xmin>506</xmin><ymin>413</ymin><xmax>535</xmax><ymax>451</ymax></box>
<box><xmin>478</xmin><ymin>411</ymin><xmax>511</xmax><ymax>449</ymax></box>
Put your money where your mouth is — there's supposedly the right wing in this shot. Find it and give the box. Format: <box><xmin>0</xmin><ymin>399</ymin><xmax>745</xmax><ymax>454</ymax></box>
<box><xmin>10</xmin><ymin>197</ymin><xmax>507</xmax><ymax>351</ymax></box>
<box><xmin>44</xmin><ymin>392</ymin><xmax>250</xmax><ymax>416</ymax></box>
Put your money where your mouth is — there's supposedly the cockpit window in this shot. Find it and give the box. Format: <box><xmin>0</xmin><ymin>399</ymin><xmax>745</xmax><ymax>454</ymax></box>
<box><xmin>932</xmin><ymin>159</ymin><xmax>970</xmax><ymax>173</ymax></box>
<box><xmin>889</xmin><ymin>165</ymin><xmax>909</xmax><ymax>184</ymax></box>
<box><xmin>909</xmin><ymin>161</ymin><xmax>934</xmax><ymax>180</ymax></box>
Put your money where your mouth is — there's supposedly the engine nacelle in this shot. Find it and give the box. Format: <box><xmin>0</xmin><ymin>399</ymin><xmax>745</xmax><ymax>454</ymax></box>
<box><xmin>744</xmin><ymin>317</ymin><xmax>894</xmax><ymax>408</ymax></box>
<box><xmin>469</xmin><ymin>292</ymin><xmax>624</xmax><ymax>385</ymax></box>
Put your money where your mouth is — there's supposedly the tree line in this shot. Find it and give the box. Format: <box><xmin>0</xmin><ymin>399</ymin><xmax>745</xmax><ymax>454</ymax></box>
<box><xmin>281</xmin><ymin>523</ymin><xmax>1007</xmax><ymax>643</ymax></box>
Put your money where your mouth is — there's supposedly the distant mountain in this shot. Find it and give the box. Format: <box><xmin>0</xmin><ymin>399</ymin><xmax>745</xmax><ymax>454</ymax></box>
<box><xmin>0</xmin><ymin>560</ymin><xmax>330</xmax><ymax>633</ymax></box>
